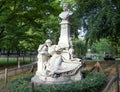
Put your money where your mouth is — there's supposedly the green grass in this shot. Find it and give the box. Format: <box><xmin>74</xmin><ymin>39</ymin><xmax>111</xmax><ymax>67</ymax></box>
<box><xmin>0</xmin><ymin>56</ymin><xmax>35</xmax><ymax>67</ymax></box>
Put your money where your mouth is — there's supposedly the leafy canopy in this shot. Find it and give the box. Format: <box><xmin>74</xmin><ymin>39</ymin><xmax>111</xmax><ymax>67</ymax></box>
<box><xmin>0</xmin><ymin>0</ymin><xmax>61</xmax><ymax>51</ymax></box>
<box><xmin>76</xmin><ymin>0</ymin><xmax>120</xmax><ymax>50</ymax></box>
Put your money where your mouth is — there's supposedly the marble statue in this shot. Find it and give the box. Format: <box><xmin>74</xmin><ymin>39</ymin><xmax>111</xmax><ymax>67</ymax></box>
<box><xmin>36</xmin><ymin>39</ymin><xmax>52</xmax><ymax>75</ymax></box>
<box><xmin>59</xmin><ymin>3</ymin><xmax>73</xmax><ymax>21</ymax></box>
<box><xmin>46</xmin><ymin>45</ymin><xmax>63</xmax><ymax>75</ymax></box>
<box><xmin>37</xmin><ymin>39</ymin><xmax>63</xmax><ymax>76</ymax></box>
<box><xmin>31</xmin><ymin>3</ymin><xmax>83</xmax><ymax>84</ymax></box>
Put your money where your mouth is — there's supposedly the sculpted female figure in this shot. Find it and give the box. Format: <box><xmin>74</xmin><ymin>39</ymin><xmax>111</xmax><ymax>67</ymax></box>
<box><xmin>46</xmin><ymin>45</ymin><xmax>63</xmax><ymax>76</ymax></box>
<box><xmin>37</xmin><ymin>39</ymin><xmax>52</xmax><ymax>75</ymax></box>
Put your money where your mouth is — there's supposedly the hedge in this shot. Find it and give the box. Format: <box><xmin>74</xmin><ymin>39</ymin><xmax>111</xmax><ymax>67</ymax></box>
<box><xmin>7</xmin><ymin>72</ymin><xmax>106</xmax><ymax>92</ymax></box>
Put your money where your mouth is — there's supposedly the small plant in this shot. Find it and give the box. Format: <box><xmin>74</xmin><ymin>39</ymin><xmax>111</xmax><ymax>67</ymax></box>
<box><xmin>7</xmin><ymin>73</ymin><xmax>34</xmax><ymax>92</ymax></box>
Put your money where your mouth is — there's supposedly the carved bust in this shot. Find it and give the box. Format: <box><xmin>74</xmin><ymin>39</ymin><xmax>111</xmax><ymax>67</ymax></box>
<box><xmin>59</xmin><ymin>3</ymin><xmax>73</xmax><ymax>20</ymax></box>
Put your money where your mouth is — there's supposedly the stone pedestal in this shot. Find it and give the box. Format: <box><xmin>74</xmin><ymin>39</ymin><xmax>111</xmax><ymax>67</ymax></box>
<box><xmin>31</xmin><ymin>75</ymin><xmax>71</xmax><ymax>84</ymax></box>
<box><xmin>32</xmin><ymin>62</ymin><xmax>82</xmax><ymax>84</ymax></box>
<box><xmin>58</xmin><ymin>20</ymin><xmax>71</xmax><ymax>48</ymax></box>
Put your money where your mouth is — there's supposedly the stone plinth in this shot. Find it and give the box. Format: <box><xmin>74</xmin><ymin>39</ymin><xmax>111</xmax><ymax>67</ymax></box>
<box><xmin>58</xmin><ymin>20</ymin><xmax>71</xmax><ymax>48</ymax></box>
<box><xmin>31</xmin><ymin>62</ymin><xmax>82</xmax><ymax>84</ymax></box>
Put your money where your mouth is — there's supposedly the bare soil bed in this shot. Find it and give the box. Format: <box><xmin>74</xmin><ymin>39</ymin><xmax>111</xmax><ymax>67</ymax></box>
<box><xmin>84</xmin><ymin>60</ymin><xmax>120</xmax><ymax>92</ymax></box>
<box><xmin>84</xmin><ymin>60</ymin><xmax>120</xmax><ymax>78</ymax></box>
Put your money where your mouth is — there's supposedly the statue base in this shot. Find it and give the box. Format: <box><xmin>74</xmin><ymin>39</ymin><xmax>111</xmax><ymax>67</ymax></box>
<box><xmin>31</xmin><ymin>71</ymin><xmax>82</xmax><ymax>85</ymax></box>
<box><xmin>31</xmin><ymin>61</ymin><xmax>82</xmax><ymax>85</ymax></box>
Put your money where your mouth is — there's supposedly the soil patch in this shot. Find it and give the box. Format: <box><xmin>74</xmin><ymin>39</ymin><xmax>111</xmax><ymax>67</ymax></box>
<box><xmin>84</xmin><ymin>60</ymin><xmax>120</xmax><ymax>92</ymax></box>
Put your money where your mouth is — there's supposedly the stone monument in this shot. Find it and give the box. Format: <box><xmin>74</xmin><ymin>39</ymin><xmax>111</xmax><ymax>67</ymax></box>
<box><xmin>58</xmin><ymin>3</ymin><xmax>73</xmax><ymax>49</ymax></box>
<box><xmin>31</xmin><ymin>3</ymin><xmax>83</xmax><ymax>84</ymax></box>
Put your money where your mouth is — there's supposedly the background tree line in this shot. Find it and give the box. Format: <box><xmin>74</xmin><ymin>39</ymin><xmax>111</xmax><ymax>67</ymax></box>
<box><xmin>0</xmin><ymin>0</ymin><xmax>119</xmax><ymax>57</ymax></box>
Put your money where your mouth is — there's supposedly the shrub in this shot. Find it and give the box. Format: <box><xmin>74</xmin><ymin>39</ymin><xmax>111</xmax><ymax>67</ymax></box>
<box><xmin>7</xmin><ymin>72</ymin><xmax>106</xmax><ymax>92</ymax></box>
<box><xmin>34</xmin><ymin>72</ymin><xmax>106</xmax><ymax>92</ymax></box>
<box><xmin>7</xmin><ymin>73</ymin><xmax>34</xmax><ymax>92</ymax></box>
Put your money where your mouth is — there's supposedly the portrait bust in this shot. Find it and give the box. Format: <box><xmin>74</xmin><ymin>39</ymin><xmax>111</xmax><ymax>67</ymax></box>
<box><xmin>59</xmin><ymin>3</ymin><xmax>73</xmax><ymax>20</ymax></box>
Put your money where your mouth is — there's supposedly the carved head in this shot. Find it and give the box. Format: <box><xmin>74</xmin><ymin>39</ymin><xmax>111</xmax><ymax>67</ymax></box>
<box><xmin>45</xmin><ymin>39</ymin><xmax>52</xmax><ymax>47</ymax></box>
<box><xmin>55</xmin><ymin>45</ymin><xmax>63</xmax><ymax>54</ymax></box>
<box><xmin>63</xmin><ymin>3</ymin><xmax>69</xmax><ymax>11</ymax></box>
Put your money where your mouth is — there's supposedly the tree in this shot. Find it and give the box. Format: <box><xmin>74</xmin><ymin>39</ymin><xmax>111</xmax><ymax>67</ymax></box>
<box><xmin>76</xmin><ymin>0</ymin><xmax>120</xmax><ymax>53</ymax></box>
<box><xmin>0</xmin><ymin>0</ymin><xmax>61</xmax><ymax>51</ymax></box>
<box><xmin>73</xmin><ymin>38</ymin><xmax>87</xmax><ymax>57</ymax></box>
<box><xmin>91</xmin><ymin>38</ymin><xmax>115</xmax><ymax>55</ymax></box>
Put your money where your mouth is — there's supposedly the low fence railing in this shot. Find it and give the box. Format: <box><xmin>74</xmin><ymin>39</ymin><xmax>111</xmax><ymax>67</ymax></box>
<box><xmin>103</xmin><ymin>61</ymin><xmax>120</xmax><ymax>92</ymax></box>
<box><xmin>88</xmin><ymin>60</ymin><xmax>120</xmax><ymax>92</ymax></box>
<box><xmin>0</xmin><ymin>61</ymin><xmax>37</xmax><ymax>79</ymax></box>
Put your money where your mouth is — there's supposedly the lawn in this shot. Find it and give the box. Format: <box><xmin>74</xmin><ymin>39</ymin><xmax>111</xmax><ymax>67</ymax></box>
<box><xmin>0</xmin><ymin>56</ymin><xmax>36</xmax><ymax>68</ymax></box>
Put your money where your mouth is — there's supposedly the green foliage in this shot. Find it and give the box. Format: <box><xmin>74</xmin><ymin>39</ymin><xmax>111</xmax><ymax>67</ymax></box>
<box><xmin>91</xmin><ymin>38</ymin><xmax>116</xmax><ymax>54</ymax></box>
<box><xmin>73</xmin><ymin>38</ymin><xmax>87</xmax><ymax>57</ymax></box>
<box><xmin>35</xmin><ymin>72</ymin><xmax>106</xmax><ymax>92</ymax></box>
<box><xmin>7</xmin><ymin>72</ymin><xmax>106</xmax><ymax>92</ymax></box>
<box><xmin>7</xmin><ymin>73</ymin><xmax>34</xmax><ymax>92</ymax></box>
<box><xmin>0</xmin><ymin>0</ymin><xmax>81</xmax><ymax>52</ymax></box>
<box><xmin>76</xmin><ymin>0</ymin><xmax>120</xmax><ymax>52</ymax></box>
<box><xmin>0</xmin><ymin>0</ymin><xmax>61</xmax><ymax>51</ymax></box>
